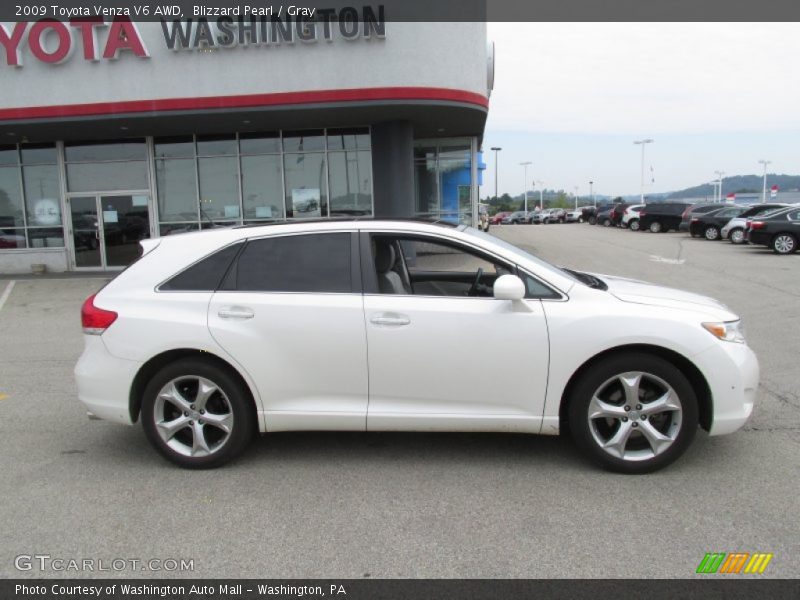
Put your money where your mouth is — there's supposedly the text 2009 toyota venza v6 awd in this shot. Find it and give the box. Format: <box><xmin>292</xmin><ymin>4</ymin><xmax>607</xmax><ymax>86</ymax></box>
<box><xmin>74</xmin><ymin>220</ymin><xmax>759</xmax><ymax>473</ymax></box>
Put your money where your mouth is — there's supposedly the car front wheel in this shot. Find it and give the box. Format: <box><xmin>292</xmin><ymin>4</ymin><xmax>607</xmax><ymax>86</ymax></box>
<box><xmin>141</xmin><ymin>358</ymin><xmax>256</xmax><ymax>469</ymax></box>
<box><xmin>629</xmin><ymin>219</ymin><xmax>640</xmax><ymax>231</ymax></box>
<box><xmin>567</xmin><ymin>353</ymin><xmax>698</xmax><ymax>474</ymax></box>
<box><xmin>729</xmin><ymin>228</ymin><xmax>745</xmax><ymax>244</ymax></box>
<box><xmin>772</xmin><ymin>233</ymin><xmax>797</xmax><ymax>255</ymax></box>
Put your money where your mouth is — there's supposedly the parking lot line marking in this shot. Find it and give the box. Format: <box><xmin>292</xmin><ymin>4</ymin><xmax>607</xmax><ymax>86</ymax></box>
<box><xmin>0</xmin><ymin>280</ymin><xmax>15</xmax><ymax>314</ymax></box>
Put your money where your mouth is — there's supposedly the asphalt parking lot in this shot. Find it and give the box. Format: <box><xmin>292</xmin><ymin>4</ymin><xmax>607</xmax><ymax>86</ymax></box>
<box><xmin>1</xmin><ymin>223</ymin><xmax>798</xmax><ymax>579</ymax></box>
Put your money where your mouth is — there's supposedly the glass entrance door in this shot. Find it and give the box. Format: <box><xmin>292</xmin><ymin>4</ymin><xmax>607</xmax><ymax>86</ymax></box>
<box><xmin>69</xmin><ymin>194</ymin><xmax>151</xmax><ymax>270</ymax></box>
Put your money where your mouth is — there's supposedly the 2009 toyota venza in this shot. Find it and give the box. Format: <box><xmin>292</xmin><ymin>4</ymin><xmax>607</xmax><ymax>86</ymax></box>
<box><xmin>74</xmin><ymin>220</ymin><xmax>759</xmax><ymax>473</ymax></box>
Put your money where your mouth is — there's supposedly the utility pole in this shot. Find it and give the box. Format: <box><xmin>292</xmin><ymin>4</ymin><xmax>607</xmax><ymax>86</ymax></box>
<box><xmin>714</xmin><ymin>171</ymin><xmax>725</xmax><ymax>202</ymax></box>
<box><xmin>520</xmin><ymin>161</ymin><xmax>532</xmax><ymax>212</ymax></box>
<box><xmin>589</xmin><ymin>180</ymin><xmax>594</xmax><ymax>207</ymax></box>
<box><xmin>758</xmin><ymin>160</ymin><xmax>771</xmax><ymax>204</ymax></box>
<box><xmin>536</xmin><ymin>180</ymin><xmax>545</xmax><ymax>210</ymax></box>
<box><xmin>633</xmin><ymin>139</ymin><xmax>654</xmax><ymax>203</ymax></box>
<box><xmin>490</xmin><ymin>147</ymin><xmax>502</xmax><ymax>202</ymax></box>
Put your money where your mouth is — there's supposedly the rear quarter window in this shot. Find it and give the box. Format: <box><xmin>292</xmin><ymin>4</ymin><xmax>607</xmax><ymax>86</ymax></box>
<box><xmin>159</xmin><ymin>242</ymin><xmax>242</xmax><ymax>292</ymax></box>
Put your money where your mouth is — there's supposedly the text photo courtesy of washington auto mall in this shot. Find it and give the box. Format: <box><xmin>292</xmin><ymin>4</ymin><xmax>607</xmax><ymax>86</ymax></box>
<box><xmin>0</xmin><ymin>1</ymin><xmax>799</xmax><ymax>598</ymax></box>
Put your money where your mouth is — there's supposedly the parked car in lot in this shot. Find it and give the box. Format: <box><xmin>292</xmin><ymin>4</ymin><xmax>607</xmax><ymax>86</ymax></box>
<box><xmin>595</xmin><ymin>207</ymin><xmax>615</xmax><ymax>227</ymax></box>
<box><xmin>582</xmin><ymin>206</ymin><xmax>597</xmax><ymax>224</ymax></box>
<box><xmin>638</xmin><ymin>202</ymin><xmax>692</xmax><ymax>233</ymax></box>
<box><xmin>689</xmin><ymin>206</ymin><xmax>746</xmax><ymax>240</ymax></box>
<box><xmin>679</xmin><ymin>203</ymin><xmax>722</xmax><ymax>233</ymax></box>
<box><xmin>502</xmin><ymin>211</ymin><xmax>530</xmax><ymax>225</ymax></box>
<box><xmin>608</xmin><ymin>203</ymin><xmax>632</xmax><ymax>227</ymax></box>
<box><xmin>721</xmin><ymin>203</ymin><xmax>791</xmax><ymax>244</ymax></box>
<box><xmin>745</xmin><ymin>206</ymin><xmax>800</xmax><ymax>254</ymax></box>
<box><xmin>622</xmin><ymin>204</ymin><xmax>645</xmax><ymax>230</ymax></box>
<box><xmin>490</xmin><ymin>211</ymin><xmax>511</xmax><ymax>225</ymax></box>
<box><xmin>565</xmin><ymin>209</ymin><xmax>584</xmax><ymax>223</ymax></box>
<box><xmin>75</xmin><ymin>219</ymin><xmax>759</xmax><ymax>474</ymax></box>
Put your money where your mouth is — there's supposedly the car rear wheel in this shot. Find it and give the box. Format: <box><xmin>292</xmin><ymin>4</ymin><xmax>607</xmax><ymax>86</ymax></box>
<box><xmin>704</xmin><ymin>225</ymin><xmax>720</xmax><ymax>240</ymax></box>
<box><xmin>602</xmin><ymin>218</ymin><xmax>612</xmax><ymax>227</ymax></box>
<box><xmin>771</xmin><ymin>233</ymin><xmax>797</xmax><ymax>255</ymax></box>
<box><xmin>649</xmin><ymin>221</ymin><xmax>663</xmax><ymax>233</ymax></box>
<box><xmin>729</xmin><ymin>228</ymin><xmax>745</xmax><ymax>244</ymax></box>
<box><xmin>141</xmin><ymin>358</ymin><xmax>255</xmax><ymax>469</ymax></box>
<box><xmin>629</xmin><ymin>219</ymin><xmax>640</xmax><ymax>231</ymax></box>
<box><xmin>568</xmin><ymin>353</ymin><xmax>698</xmax><ymax>474</ymax></box>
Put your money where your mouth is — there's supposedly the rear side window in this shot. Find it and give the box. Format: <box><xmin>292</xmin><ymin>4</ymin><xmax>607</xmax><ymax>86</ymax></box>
<box><xmin>226</xmin><ymin>233</ymin><xmax>352</xmax><ymax>293</ymax></box>
<box><xmin>160</xmin><ymin>242</ymin><xmax>242</xmax><ymax>291</ymax></box>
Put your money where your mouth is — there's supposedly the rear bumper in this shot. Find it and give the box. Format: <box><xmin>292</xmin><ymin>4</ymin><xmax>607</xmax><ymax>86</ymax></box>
<box><xmin>679</xmin><ymin>222</ymin><xmax>690</xmax><ymax>231</ymax></box>
<box><xmin>747</xmin><ymin>231</ymin><xmax>771</xmax><ymax>246</ymax></box>
<box><xmin>74</xmin><ymin>335</ymin><xmax>142</xmax><ymax>425</ymax></box>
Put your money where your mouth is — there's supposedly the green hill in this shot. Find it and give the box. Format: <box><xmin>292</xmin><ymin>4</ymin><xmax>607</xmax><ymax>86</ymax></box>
<box><xmin>668</xmin><ymin>174</ymin><xmax>800</xmax><ymax>199</ymax></box>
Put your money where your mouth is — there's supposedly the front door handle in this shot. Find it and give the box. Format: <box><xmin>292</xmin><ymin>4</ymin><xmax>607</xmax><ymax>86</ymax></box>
<box><xmin>370</xmin><ymin>313</ymin><xmax>411</xmax><ymax>327</ymax></box>
<box><xmin>218</xmin><ymin>306</ymin><xmax>255</xmax><ymax>320</ymax></box>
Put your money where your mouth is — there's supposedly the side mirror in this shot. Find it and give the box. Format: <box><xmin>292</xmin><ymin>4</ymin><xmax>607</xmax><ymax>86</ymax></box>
<box><xmin>493</xmin><ymin>274</ymin><xmax>526</xmax><ymax>301</ymax></box>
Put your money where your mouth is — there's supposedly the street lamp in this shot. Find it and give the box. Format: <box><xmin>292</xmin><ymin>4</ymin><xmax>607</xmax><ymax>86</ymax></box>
<box><xmin>535</xmin><ymin>180</ymin><xmax>545</xmax><ymax>210</ymax></box>
<box><xmin>633</xmin><ymin>139</ymin><xmax>654</xmax><ymax>203</ymax></box>
<box><xmin>714</xmin><ymin>171</ymin><xmax>725</xmax><ymax>203</ymax></box>
<box><xmin>758</xmin><ymin>160</ymin><xmax>771</xmax><ymax>204</ymax></box>
<box><xmin>490</xmin><ymin>147</ymin><xmax>502</xmax><ymax>201</ymax></box>
<box><xmin>520</xmin><ymin>161</ymin><xmax>532</xmax><ymax>212</ymax></box>
<box><xmin>589</xmin><ymin>180</ymin><xmax>594</xmax><ymax>208</ymax></box>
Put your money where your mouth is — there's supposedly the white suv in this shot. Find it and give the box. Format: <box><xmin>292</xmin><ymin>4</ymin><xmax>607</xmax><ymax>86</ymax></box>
<box><xmin>622</xmin><ymin>204</ymin><xmax>646</xmax><ymax>230</ymax></box>
<box><xmin>75</xmin><ymin>220</ymin><xmax>758</xmax><ymax>473</ymax></box>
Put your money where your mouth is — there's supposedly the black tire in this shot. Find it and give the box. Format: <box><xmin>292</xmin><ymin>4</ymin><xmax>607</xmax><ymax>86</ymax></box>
<box><xmin>567</xmin><ymin>352</ymin><xmax>698</xmax><ymax>474</ymax></box>
<box><xmin>704</xmin><ymin>225</ymin><xmax>720</xmax><ymax>241</ymax></box>
<box><xmin>629</xmin><ymin>219</ymin><xmax>640</xmax><ymax>232</ymax></box>
<box><xmin>141</xmin><ymin>358</ymin><xmax>256</xmax><ymax>469</ymax></box>
<box><xmin>729</xmin><ymin>228</ymin><xmax>745</xmax><ymax>244</ymax></box>
<box><xmin>588</xmin><ymin>216</ymin><xmax>597</xmax><ymax>225</ymax></box>
<box><xmin>649</xmin><ymin>221</ymin><xmax>663</xmax><ymax>233</ymax></box>
<box><xmin>771</xmin><ymin>233</ymin><xmax>797</xmax><ymax>255</ymax></box>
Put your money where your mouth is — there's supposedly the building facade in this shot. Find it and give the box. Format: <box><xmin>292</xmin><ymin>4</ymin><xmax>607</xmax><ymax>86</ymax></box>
<box><xmin>0</xmin><ymin>17</ymin><xmax>490</xmax><ymax>272</ymax></box>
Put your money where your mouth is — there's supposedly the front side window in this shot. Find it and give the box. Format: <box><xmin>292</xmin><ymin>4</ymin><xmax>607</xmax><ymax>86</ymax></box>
<box><xmin>226</xmin><ymin>233</ymin><xmax>352</xmax><ymax>293</ymax></box>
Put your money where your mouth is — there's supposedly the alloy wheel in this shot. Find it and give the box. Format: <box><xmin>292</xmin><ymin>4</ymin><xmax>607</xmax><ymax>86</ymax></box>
<box><xmin>730</xmin><ymin>229</ymin><xmax>744</xmax><ymax>244</ymax></box>
<box><xmin>629</xmin><ymin>220</ymin><xmax>640</xmax><ymax>231</ymax></box>
<box><xmin>153</xmin><ymin>376</ymin><xmax>234</xmax><ymax>457</ymax></box>
<box><xmin>650</xmin><ymin>221</ymin><xmax>662</xmax><ymax>233</ymax></box>
<box><xmin>587</xmin><ymin>371</ymin><xmax>683</xmax><ymax>462</ymax></box>
<box><xmin>704</xmin><ymin>226</ymin><xmax>720</xmax><ymax>240</ymax></box>
<box><xmin>773</xmin><ymin>234</ymin><xmax>796</xmax><ymax>254</ymax></box>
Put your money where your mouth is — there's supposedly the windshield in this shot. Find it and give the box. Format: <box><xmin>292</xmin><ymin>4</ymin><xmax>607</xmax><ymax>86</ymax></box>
<box><xmin>462</xmin><ymin>227</ymin><xmax>583</xmax><ymax>285</ymax></box>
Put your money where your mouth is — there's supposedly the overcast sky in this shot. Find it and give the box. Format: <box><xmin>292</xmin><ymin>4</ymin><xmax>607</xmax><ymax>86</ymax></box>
<box><xmin>482</xmin><ymin>23</ymin><xmax>800</xmax><ymax>199</ymax></box>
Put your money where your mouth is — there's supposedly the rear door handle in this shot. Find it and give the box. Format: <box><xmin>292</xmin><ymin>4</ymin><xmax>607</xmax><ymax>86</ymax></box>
<box><xmin>370</xmin><ymin>313</ymin><xmax>411</xmax><ymax>327</ymax></box>
<box><xmin>218</xmin><ymin>306</ymin><xmax>255</xmax><ymax>320</ymax></box>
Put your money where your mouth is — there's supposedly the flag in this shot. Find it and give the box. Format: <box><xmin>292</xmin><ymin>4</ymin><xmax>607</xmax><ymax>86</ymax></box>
<box><xmin>770</xmin><ymin>185</ymin><xmax>778</xmax><ymax>198</ymax></box>
<box><xmin>726</xmin><ymin>193</ymin><xmax>736</xmax><ymax>203</ymax></box>
<box><xmin>650</xmin><ymin>165</ymin><xmax>655</xmax><ymax>183</ymax></box>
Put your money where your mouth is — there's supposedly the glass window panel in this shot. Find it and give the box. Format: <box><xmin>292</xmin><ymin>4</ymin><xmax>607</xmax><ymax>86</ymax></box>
<box><xmin>65</xmin><ymin>140</ymin><xmax>146</xmax><ymax>162</ymax></box>
<box><xmin>327</xmin><ymin>128</ymin><xmax>370</xmax><ymax>151</ymax></box>
<box><xmin>197</xmin><ymin>136</ymin><xmax>237</xmax><ymax>156</ymax></box>
<box><xmin>0</xmin><ymin>228</ymin><xmax>26</xmax><ymax>248</ymax></box>
<box><xmin>283</xmin><ymin>130</ymin><xmax>325</xmax><ymax>152</ymax></box>
<box><xmin>0</xmin><ymin>166</ymin><xmax>24</xmax><ymax>227</ymax></box>
<box><xmin>239</xmin><ymin>133</ymin><xmax>281</xmax><ymax>155</ymax></box>
<box><xmin>328</xmin><ymin>150</ymin><xmax>372</xmax><ymax>216</ymax></box>
<box><xmin>159</xmin><ymin>222</ymin><xmax>199</xmax><ymax>237</ymax></box>
<box><xmin>156</xmin><ymin>159</ymin><xmax>198</xmax><ymax>223</ymax></box>
<box><xmin>154</xmin><ymin>137</ymin><xmax>195</xmax><ymax>159</ymax></box>
<box><xmin>414</xmin><ymin>157</ymin><xmax>438</xmax><ymax>216</ymax></box>
<box><xmin>0</xmin><ymin>146</ymin><xmax>18</xmax><ymax>166</ymax></box>
<box><xmin>241</xmin><ymin>155</ymin><xmax>283</xmax><ymax>220</ymax></box>
<box><xmin>23</xmin><ymin>164</ymin><xmax>61</xmax><ymax>226</ymax></box>
<box><xmin>20</xmin><ymin>145</ymin><xmax>57</xmax><ymax>165</ymax></box>
<box><xmin>161</xmin><ymin>242</ymin><xmax>242</xmax><ymax>291</ymax></box>
<box><xmin>198</xmin><ymin>156</ymin><xmax>240</xmax><ymax>221</ymax></box>
<box><xmin>284</xmin><ymin>153</ymin><xmax>327</xmax><ymax>219</ymax></box>
<box><xmin>66</xmin><ymin>161</ymin><xmax>148</xmax><ymax>192</ymax></box>
<box><xmin>26</xmin><ymin>227</ymin><xmax>65</xmax><ymax>248</ymax></box>
<box><xmin>230</xmin><ymin>233</ymin><xmax>351</xmax><ymax>293</ymax></box>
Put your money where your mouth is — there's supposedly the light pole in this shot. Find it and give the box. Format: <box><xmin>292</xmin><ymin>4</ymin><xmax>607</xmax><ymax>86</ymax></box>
<box><xmin>589</xmin><ymin>180</ymin><xmax>594</xmax><ymax>208</ymax></box>
<box><xmin>714</xmin><ymin>171</ymin><xmax>725</xmax><ymax>202</ymax></box>
<box><xmin>573</xmin><ymin>186</ymin><xmax>579</xmax><ymax>210</ymax></box>
<box><xmin>535</xmin><ymin>180</ymin><xmax>545</xmax><ymax>210</ymax></box>
<box><xmin>633</xmin><ymin>139</ymin><xmax>654</xmax><ymax>203</ymax></box>
<box><xmin>490</xmin><ymin>147</ymin><xmax>502</xmax><ymax>201</ymax></box>
<box><xmin>758</xmin><ymin>160</ymin><xmax>771</xmax><ymax>204</ymax></box>
<box><xmin>520</xmin><ymin>161</ymin><xmax>532</xmax><ymax>212</ymax></box>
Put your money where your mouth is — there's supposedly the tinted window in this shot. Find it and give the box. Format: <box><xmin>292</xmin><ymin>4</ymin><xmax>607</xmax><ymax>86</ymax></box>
<box><xmin>160</xmin><ymin>242</ymin><xmax>242</xmax><ymax>291</ymax></box>
<box><xmin>230</xmin><ymin>233</ymin><xmax>351</xmax><ymax>293</ymax></box>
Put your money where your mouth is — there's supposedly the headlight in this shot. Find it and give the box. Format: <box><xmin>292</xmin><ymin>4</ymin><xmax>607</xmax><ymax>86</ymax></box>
<box><xmin>702</xmin><ymin>320</ymin><xmax>746</xmax><ymax>343</ymax></box>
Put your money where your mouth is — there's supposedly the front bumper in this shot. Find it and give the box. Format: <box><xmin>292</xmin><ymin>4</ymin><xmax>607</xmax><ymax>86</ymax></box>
<box><xmin>693</xmin><ymin>341</ymin><xmax>759</xmax><ymax>436</ymax></box>
<box><xmin>74</xmin><ymin>335</ymin><xmax>142</xmax><ymax>425</ymax></box>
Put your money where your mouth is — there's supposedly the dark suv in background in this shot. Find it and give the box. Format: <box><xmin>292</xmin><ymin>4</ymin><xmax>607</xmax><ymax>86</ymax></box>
<box><xmin>638</xmin><ymin>202</ymin><xmax>692</xmax><ymax>233</ymax></box>
<box><xmin>679</xmin><ymin>203</ymin><xmax>722</xmax><ymax>232</ymax></box>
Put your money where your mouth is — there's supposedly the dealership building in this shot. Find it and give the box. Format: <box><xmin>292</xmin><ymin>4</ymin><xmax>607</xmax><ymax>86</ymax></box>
<box><xmin>0</xmin><ymin>16</ymin><xmax>491</xmax><ymax>273</ymax></box>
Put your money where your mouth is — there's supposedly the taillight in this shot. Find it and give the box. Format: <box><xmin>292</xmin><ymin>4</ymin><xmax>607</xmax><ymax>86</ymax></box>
<box><xmin>750</xmin><ymin>221</ymin><xmax>766</xmax><ymax>230</ymax></box>
<box><xmin>81</xmin><ymin>293</ymin><xmax>117</xmax><ymax>335</ymax></box>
